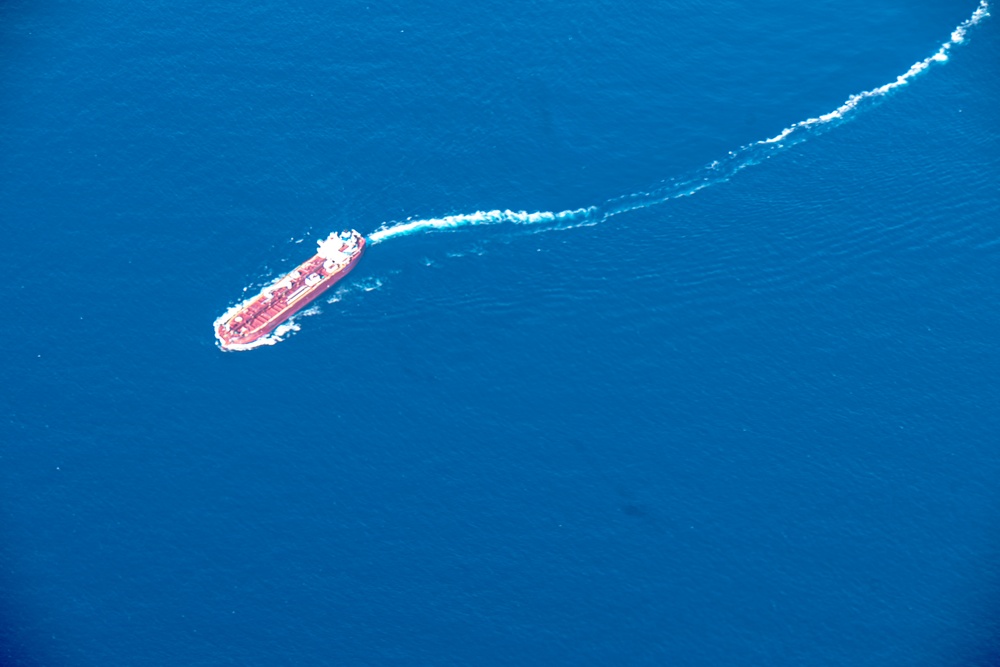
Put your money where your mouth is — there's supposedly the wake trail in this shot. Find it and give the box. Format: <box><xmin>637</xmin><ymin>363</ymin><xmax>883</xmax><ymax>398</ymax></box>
<box><xmin>366</xmin><ymin>1</ymin><xmax>990</xmax><ymax>245</ymax></box>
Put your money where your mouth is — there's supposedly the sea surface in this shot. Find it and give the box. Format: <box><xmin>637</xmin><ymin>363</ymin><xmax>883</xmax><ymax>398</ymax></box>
<box><xmin>2</xmin><ymin>1</ymin><xmax>999</xmax><ymax>664</ymax></box>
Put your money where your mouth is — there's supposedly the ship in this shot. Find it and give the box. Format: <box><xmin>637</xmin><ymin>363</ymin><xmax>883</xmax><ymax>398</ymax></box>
<box><xmin>214</xmin><ymin>229</ymin><xmax>366</xmax><ymax>350</ymax></box>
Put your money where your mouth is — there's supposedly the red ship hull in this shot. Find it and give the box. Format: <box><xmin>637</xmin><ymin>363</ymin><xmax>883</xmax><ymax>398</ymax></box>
<box><xmin>214</xmin><ymin>231</ymin><xmax>366</xmax><ymax>350</ymax></box>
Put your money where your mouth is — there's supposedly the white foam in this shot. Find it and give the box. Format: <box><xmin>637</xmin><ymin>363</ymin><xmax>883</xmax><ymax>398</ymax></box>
<box><xmin>299</xmin><ymin>305</ymin><xmax>322</xmax><ymax>317</ymax></box>
<box><xmin>367</xmin><ymin>207</ymin><xmax>598</xmax><ymax>243</ymax></box>
<box><xmin>216</xmin><ymin>338</ymin><xmax>276</xmax><ymax>352</ymax></box>
<box><xmin>758</xmin><ymin>1</ymin><xmax>988</xmax><ymax>145</ymax></box>
<box><xmin>361</xmin><ymin>1</ymin><xmax>989</xmax><ymax>245</ymax></box>
<box><xmin>324</xmin><ymin>276</ymin><xmax>385</xmax><ymax>305</ymax></box>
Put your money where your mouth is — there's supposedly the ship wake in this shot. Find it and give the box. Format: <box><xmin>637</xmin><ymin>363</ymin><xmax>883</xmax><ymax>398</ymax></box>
<box><xmin>366</xmin><ymin>1</ymin><xmax>990</xmax><ymax>244</ymax></box>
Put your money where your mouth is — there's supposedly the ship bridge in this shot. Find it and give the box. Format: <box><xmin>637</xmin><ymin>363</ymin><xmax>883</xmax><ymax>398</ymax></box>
<box><xmin>317</xmin><ymin>231</ymin><xmax>360</xmax><ymax>269</ymax></box>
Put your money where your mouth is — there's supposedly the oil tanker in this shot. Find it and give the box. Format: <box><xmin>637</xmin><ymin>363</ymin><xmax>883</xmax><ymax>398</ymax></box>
<box><xmin>214</xmin><ymin>230</ymin><xmax>365</xmax><ymax>351</ymax></box>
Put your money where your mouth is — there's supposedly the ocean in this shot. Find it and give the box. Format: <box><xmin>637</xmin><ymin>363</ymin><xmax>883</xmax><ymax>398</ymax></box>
<box><xmin>2</xmin><ymin>0</ymin><xmax>998</xmax><ymax>664</ymax></box>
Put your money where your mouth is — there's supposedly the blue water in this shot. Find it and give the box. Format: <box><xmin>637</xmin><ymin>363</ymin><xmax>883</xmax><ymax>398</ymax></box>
<box><xmin>2</xmin><ymin>1</ymin><xmax>999</xmax><ymax>664</ymax></box>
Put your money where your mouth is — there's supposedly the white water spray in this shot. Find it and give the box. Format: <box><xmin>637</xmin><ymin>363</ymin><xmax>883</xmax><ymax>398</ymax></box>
<box><xmin>367</xmin><ymin>207</ymin><xmax>596</xmax><ymax>243</ymax></box>
<box><xmin>366</xmin><ymin>1</ymin><xmax>990</xmax><ymax>244</ymax></box>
